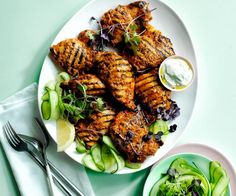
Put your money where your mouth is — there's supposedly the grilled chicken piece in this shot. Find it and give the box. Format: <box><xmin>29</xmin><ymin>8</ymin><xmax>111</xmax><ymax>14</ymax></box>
<box><xmin>109</xmin><ymin>110</ymin><xmax>159</xmax><ymax>162</ymax></box>
<box><xmin>124</xmin><ymin>27</ymin><xmax>175</xmax><ymax>71</ymax></box>
<box><xmin>135</xmin><ymin>69</ymin><xmax>171</xmax><ymax>113</ymax></box>
<box><xmin>50</xmin><ymin>38</ymin><xmax>94</xmax><ymax>76</ymax></box>
<box><xmin>63</xmin><ymin>74</ymin><xmax>106</xmax><ymax>96</ymax></box>
<box><xmin>76</xmin><ymin>126</ymin><xmax>100</xmax><ymax>150</ymax></box>
<box><xmin>101</xmin><ymin>1</ymin><xmax>152</xmax><ymax>46</ymax></box>
<box><xmin>75</xmin><ymin>108</ymin><xmax>116</xmax><ymax>149</ymax></box>
<box><xmin>87</xmin><ymin>109</ymin><xmax>116</xmax><ymax>135</ymax></box>
<box><xmin>95</xmin><ymin>52</ymin><xmax>136</xmax><ymax>110</ymax></box>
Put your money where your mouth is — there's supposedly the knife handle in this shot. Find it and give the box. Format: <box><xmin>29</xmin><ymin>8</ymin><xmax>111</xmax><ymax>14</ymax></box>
<box><xmin>48</xmin><ymin>160</ymin><xmax>85</xmax><ymax>196</ymax></box>
<box><xmin>28</xmin><ymin>150</ymin><xmax>73</xmax><ymax>196</ymax></box>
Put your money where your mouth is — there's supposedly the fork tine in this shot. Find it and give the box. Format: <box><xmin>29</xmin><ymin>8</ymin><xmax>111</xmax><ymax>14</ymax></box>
<box><xmin>6</xmin><ymin>121</ymin><xmax>22</xmax><ymax>143</ymax></box>
<box><xmin>4</xmin><ymin>124</ymin><xmax>19</xmax><ymax>146</ymax></box>
<box><xmin>3</xmin><ymin>124</ymin><xmax>18</xmax><ymax>148</ymax></box>
<box><xmin>5</xmin><ymin>122</ymin><xmax>21</xmax><ymax>146</ymax></box>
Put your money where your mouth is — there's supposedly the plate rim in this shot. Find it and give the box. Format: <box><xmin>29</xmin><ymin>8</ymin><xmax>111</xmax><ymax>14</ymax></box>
<box><xmin>37</xmin><ymin>0</ymin><xmax>198</xmax><ymax>174</ymax></box>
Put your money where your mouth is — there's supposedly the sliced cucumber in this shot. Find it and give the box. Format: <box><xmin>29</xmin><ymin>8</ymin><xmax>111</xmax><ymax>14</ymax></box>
<box><xmin>42</xmin><ymin>92</ymin><xmax>49</xmax><ymax>101</ymax></box>
<box><xmin>102</xmin><ymin>136</ymin><xmax>118</xmax><ymax>153</ymax></box>
<box><xmin>42</xmin><ymin>90</ymin><xmax>60</xmax><ymax>120</ymax></box>
<box><xmin>149</xmin><ymin>175</ymin><xmax>169</xmax><ymax>196</ymax></box>
<box><xmin>170</xmin><ymin>158</ymin><xmax>203</xmax><ymax>176</ymax></box>
<box><xmin>82</xmin><ymin>153</ymin><xmax>101</xmax><ymax>172</ymax></box>
<box><xmin>76</xmin><ymin>144</ymin><xmax>86</xmax><ymax>154</ymax></box>
<box><xmin>148</xmin><ymin>123</ymin><xmax>154</xmax><ymax>133</ymax></box>
<box><xmin>41</xmin><ymin>101</ymin><xmax>51</xmax><ymax>120</ymax></box>
<box><xmin>210</xmin><ymin>161</ymin><xmax>221</xmax><ymax>190</ymax></box>
<box><xmin>125</xmin><ymin>160</ymin><xmax>141</xmax><ymax>169</ymax></box>
<box><xmin>91</xmin><ymin>144</ymin><xmax>105</xmax><ymax>171</ymax></box>
<box><xmin>110</xmin><ymin>149</ymin><xmax>125</xmax><ymax>171</ymax></box>
<box><xmin>151</xmin><ymin>120</ymin><xmax>169</xmax><ymax>135</ymax></box>
<box><xmin>45</xmin><ymin>80</ymin><xmax>56</xmax><ymax>91</ymax></box>
<box><xmin>55</xmin><ymin>81</ymin><xmax>62</xmax><ymax>95</ymax></box>
<box><xmin>210</xmin><ymin>161</ymin><xmax>221</xmax><ymax>181</ymax></box>
<box><xmin>212</xmin><ymin>173</ymin><xmax>229</xmax><ymax>196</ymax></box>
<box><xmin>220</xmin><ymin>188</ymin><xmax>227</xmax><ymax>196</ymax></box>
<box><xmin>101</xmin><ymin>144</ymin><xmax>117</xmax><ymax>173</ymax></box>
<box><xmin>57</xmin><ymin>72</ymin><xmax>70</xmax><ymax>82</ymax></box>
<box><xmin>75</xmin><ymin>139</ymin><xmax>86</xmax><ymax>154</ymax></box>
<box><xmin>42</xmin><ymin>71</ymin><xmax>70</xmax><ymax>120</ymax></box>
<box><xmin>118</xmin><ymin>155</ymin><xmax>125</xmax><ymax>170</ymax></box>
<box><xmin>210</xmin><ymin>162</ymin><xmax>229</xmax><ymax>196</ymax></box>
<box><xmin>55</xmin><ymin>81</ymin><xmax>64</xmax><ymax>115</ymax></box>
<box><xmin>49</xmin><ymin>90</ymin><xmax>60</xmax><ymax>120</ymax></box>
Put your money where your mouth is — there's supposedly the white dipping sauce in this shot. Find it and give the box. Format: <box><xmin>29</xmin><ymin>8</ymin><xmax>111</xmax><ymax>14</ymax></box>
<box><xmin>162</xmin><ymin>58</ymin><xmax>193</xmax><ymax>89</ymax></box>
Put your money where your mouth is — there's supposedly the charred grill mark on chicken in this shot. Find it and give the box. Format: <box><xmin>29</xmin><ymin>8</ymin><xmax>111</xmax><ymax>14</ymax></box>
<box><xmin>95</xmin><ymin>52</ymin><xmax>136</xmax><ymax>110</ymax></box>
<box><xmin>124</xmin><ymin>31</ymin><xmax>175</xmax><ymax>71</ymax></box>
<box><xmin>75</xmin><ymin>109</ymin><xmax>116</xmax><ymax>149</ymax></box>
<box><xmin>62</xmin><ymin>74</ymin><xmax>106</xmax><ymax>96</ymax></box>
<box><xmin>135</xmin><ymin>69</ymin><xmax>171</xmax><ymax>113</ymax></box>
<box><xmin>50</xmin><ymin>39</ymin><xmax>94</xmax><ymax>76</ymax></box>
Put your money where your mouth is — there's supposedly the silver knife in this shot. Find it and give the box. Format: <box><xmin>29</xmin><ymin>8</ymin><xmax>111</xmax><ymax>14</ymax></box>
<box><xmin>25</xmin><ymin>147</ymin><xmax>73</xmax><ymax>196</ymax></box>
<box><xmin>34</xmin><ymin>117</ymin><xmax>85</xmax><ymax>196</ymax></box>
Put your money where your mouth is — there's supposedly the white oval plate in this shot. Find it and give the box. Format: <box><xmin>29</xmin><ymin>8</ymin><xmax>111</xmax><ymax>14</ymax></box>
<box><xmin>150</xmin><ymin>143</ymin><xmax>236</xmax><ymax>195</ymax></box>
<box><xmin>38</xmin><ymin>0</ymin><xmax>198</xmax><ymax>174</ymax></box>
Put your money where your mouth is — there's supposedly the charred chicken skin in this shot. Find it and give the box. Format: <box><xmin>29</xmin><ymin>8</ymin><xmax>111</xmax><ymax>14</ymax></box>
<box><xmin>95</xmin><ymin>52</ymin><xmax>136</xmax><ymax>110</ymax></box>
<box><xmin>50</xmin><ymin>38</ymin><xmax>94</xmax><ymax>76</ymax></box>
<box><xmin>62</xmin><ymin>74</ymin><xmax>106</xmax><ymax>96</ymax></box>
<box><xmin>124</xmin><ymin>26</ymin><xmax>175</xmax><ymax>71</ymax></box>
<box><xmin>135</xmin><ymin>69</ymin><xmax>172</xmax><ymax>113</ymax></box>
<box><xmin>100</xmin><ymin>1</ymin><xmax>152</xmax><ymax>46</ymax></box>
<box><xmin>75</xmin><ymin>108</ymin><xmax>116</xmax><ymax>149</ymax></box>
<box><xmin>109</xmin><ymin>110</ymin><xmax>159</xmax><ymax>163</ymax></box>
<box><xmin>87</xmin><ymin>109</ymin><xmax>116</xmax><ymax>135</ymax></box>
<box><xmin>75</xmin><ymin>127</ymin><xmax>100</xmax><ymax>150</ymax></box>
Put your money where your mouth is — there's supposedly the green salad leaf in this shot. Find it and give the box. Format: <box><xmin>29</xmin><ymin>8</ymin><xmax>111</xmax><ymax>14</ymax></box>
<box><xmin>124</xmin><ymin>24</ymin><xmax>142</xmax><ymax>55</ymax></box>
<box><xmin>59</xmin><ymin>82</ymin><xmax>106</xmax><ymax>123</ymax></box>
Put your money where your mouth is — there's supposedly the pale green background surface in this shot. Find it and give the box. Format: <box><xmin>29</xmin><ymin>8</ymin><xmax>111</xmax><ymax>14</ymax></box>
<box><xmin>0</xmin><ymin>0</ymin><xmax>236</xmax><ymax>195</ymax></box>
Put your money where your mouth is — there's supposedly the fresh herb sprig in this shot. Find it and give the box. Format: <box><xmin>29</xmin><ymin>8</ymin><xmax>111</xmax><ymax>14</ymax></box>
<box><xmin>61</xmin><ymin>83</ymin><xmax>105</xmax><ymax>123</ymax></box>
<box><xmin>89</xmin><ymin>17</ymin><xmax>110</xmax><ymax>51</ymax></box>
<box><xmin>87</xmin><ymin>8</ymin><xmax>157</xmax><ymax>53</ymax></box>
<box><xmin>124</xmin><ymin>24</ymin><xmax>142</xmax><ymax>55</ymax></box>
<box><xmin>123</xmin><ymin>7</ymin><xmax>157</xmax><ymax>55</ymax></box>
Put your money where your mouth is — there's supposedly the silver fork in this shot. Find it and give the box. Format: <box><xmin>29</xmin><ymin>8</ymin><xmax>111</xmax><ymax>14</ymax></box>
<box><xmin>3</xmin><ymin>121</ymin><xmax>73</xmax><ymax>196</ymax></box>
<box><xmin>19</xmin><ymin>133</ymin><xmax>84</xmax><ymax>196</ymax></box>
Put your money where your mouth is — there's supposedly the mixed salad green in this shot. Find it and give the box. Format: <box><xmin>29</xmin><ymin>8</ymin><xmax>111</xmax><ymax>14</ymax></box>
<box><xmin>41</xmin><ymin>72</ymin><xmax>106</xmax><ymax>123</ymax></box>
<box><xmin>150</xmin><ymin>158</ymin><xmax>229</xmax><ymax>196</ymax></box>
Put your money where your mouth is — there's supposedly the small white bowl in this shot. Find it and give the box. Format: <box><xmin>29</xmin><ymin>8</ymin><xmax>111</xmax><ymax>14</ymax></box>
<box><xmin>159</xmin><ymin>55</ymin><xmax>195</xmax><ymax>92</ymax></box>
